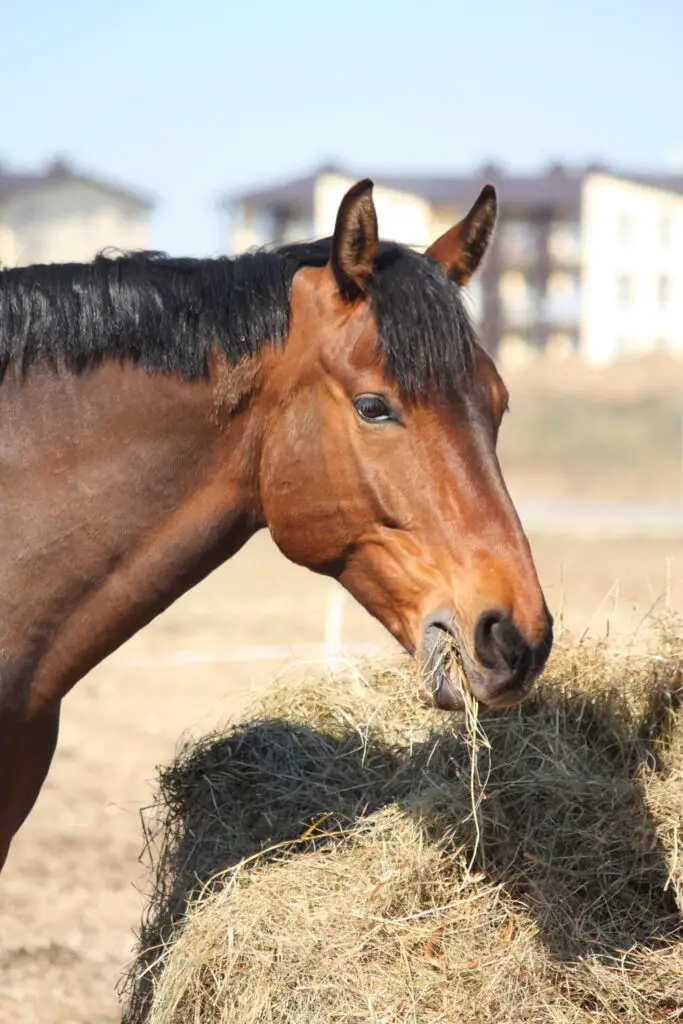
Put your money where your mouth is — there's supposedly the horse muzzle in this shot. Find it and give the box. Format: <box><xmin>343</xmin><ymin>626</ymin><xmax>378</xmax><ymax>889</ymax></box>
<box><xmin>419</xmin><ymin>606</ymin><xmax>553</xmax><ymax>710</ymax></box>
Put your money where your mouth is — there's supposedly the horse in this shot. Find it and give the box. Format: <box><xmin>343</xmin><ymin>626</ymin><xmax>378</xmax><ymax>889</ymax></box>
<box><xmin>0</xmin><ymin>178</ymin><xmax>553</xmax><ymax>873</ymax></box>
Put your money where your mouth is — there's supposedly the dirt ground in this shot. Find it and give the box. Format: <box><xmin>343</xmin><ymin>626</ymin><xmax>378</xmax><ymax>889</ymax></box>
<box><xmin>499</xmin><ymin>353</ymin><xmax>683</xmax><ymax>501</ymax></box>
<box><xmin>1</xmin><ymin>526</ymin><xmax>682</xmax><ymax>1024</ymax></box>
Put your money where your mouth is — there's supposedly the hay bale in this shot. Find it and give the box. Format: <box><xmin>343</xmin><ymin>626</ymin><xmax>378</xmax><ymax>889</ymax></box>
<box><xmin>120</xmin><ymin>635</ymin><xmax>683</xmax><ymax>1024</ymax></box>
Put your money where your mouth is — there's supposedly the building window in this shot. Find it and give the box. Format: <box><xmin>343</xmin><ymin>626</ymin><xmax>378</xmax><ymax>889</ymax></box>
<box><xmin>250</xmin><ymin>207</ymin><xmax>276</xmax><ymax>241</ymax></box>
<box><xmin>499</xmin><ymin>270</ymin><xmax>538</xmax><ymax>328</ymax></box>
<box><xmin>616</xmin><ymin>273</ymin><xmax>633</xmax><ymax>308</ymax></box>
<box><xmin>545</xmin><ymin>272</ymin><xmax>579</xmax><ymax>324</ymax></box>
<box><xmin>499</xmin><ymin>269</ymin><xmax>528</xmax><ymax>302</ymax></box>
<box><xmin>617</xmin><ymin>215</ymin><xmax>633</xmax><ymax>245</ymax></box>
<box><xmin>281</xmin><ymin>217</ymin><xmax>315</xmax><ymax>243</ymax></box>
<box><xmin>547</xmin><ymin>271</ymin><xmax>577</xmax><ymax>297</ymax></box>
<box><xmin>548</xmin><ymin>221</ymin><xmax>581</xmax><ymax>262</ymax></box>
<box><xmin>498</xmin><ymin>221</ymin><xmax>538</xmax><ymax>263</ymax></box>
<box><xmin>658</xmin><ymin>274</ymin><xmax>671</xmax><ymax>309</ymax></box>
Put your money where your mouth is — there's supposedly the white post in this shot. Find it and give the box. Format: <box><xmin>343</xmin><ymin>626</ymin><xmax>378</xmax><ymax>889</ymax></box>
<box><xmin>324</xmin><ymin>588</ymin><xmax>346</xmax><ymax>661</ymax></box>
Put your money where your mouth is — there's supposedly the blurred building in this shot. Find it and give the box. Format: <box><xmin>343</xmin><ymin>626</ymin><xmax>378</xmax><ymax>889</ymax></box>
<box><xmin>581</xmin><ymin>171</ymin><xmax>683</xmax><ymax>364</ymax></box>
<box><xmin>221</xmin><ymin>163</ymin><xmax>683</xmax><ymax>365</ymax></box>
<box><xmin>0</xmin><ymin>157</ymin><xmax>153</xmax><ymax>267</ymax></box>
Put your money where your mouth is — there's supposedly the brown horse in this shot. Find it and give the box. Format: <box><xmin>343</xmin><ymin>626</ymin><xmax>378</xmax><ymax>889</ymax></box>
<box><xmin>0</xmin><ymin>179</ymin><xmax>552</xmax><ymax>873</ymax></box>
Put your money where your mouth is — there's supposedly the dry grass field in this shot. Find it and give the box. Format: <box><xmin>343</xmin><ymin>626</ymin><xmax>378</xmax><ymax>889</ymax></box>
<box><xmin>1</xmin><ymin>354</ymin><xmax>683</xmax><ymax>1023</ymax></box>
<box><xmin>499</xmin><ymin>352</ymin><xmax>683</xmax><ymax>502</ymax></box>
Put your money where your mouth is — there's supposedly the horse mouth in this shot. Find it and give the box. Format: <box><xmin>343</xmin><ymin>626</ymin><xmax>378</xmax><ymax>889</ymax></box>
<box><xmin>419</xmin><ymin>619</ymin><xmax>469</xmax><ymax>711</ymax></box>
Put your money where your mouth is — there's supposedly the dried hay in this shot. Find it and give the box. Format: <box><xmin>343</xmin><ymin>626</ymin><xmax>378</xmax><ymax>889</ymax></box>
<box><xmin>120</xmin><ymin>628</ymin><xmax>683</xmax><ymax>1023</ymax></box>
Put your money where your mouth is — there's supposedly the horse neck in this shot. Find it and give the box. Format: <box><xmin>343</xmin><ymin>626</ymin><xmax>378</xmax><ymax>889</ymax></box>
<box><xmin>0</xmin><ymin>357</ymin><xmax>264</xmax><ymax>711</ymax></box>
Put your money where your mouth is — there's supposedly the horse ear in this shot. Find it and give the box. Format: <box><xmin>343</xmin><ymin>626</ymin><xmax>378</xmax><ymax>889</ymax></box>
<box><xmin>425</xmin><ymin>185</ymin><xmax>497</xmax><ymax>285</ymax></box>
<box><xmin>329</xmin><ymin>178</ymin><xmax>379</xmax><ymax>301</ymax></box>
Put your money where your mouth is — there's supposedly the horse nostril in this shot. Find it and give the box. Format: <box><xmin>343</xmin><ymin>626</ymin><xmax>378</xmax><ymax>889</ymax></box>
<box><xmin>474</xmin><ymin>609</ymin><xmax>526</xmax><ymax>671</ymax></box>
<box><xmin>475</xmin><ymin>610</ymin><xmax>507</xmax><ymax>667</ymax></box>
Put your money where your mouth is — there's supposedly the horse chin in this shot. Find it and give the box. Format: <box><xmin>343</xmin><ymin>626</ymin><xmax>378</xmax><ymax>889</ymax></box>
<box><xmin>427</xmin><ymin>664</ymin><xmax>468</xmax><ymax>711</ymax></box>
<box><xmin>418</xmin><ymin>624</ymin><xmax>469</xmax><ymax>711</ymax></box>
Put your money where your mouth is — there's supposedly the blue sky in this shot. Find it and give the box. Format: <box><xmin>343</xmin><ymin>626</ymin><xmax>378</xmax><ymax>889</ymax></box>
<box><xmin>1</xmin><ymin>0</ymin><xmax>681</xmax><ymax>255</ymax></box>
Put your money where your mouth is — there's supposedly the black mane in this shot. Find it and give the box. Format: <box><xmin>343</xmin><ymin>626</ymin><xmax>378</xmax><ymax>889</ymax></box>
<box><xmin>0</xmin><ymin>240</ymin><xmax>475</xmax><ymax>399</ymax></box>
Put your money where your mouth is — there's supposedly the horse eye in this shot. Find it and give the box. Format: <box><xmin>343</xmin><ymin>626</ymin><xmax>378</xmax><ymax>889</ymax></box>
<box><xmin>353</xmin><ymin>394</ymin><xmax>395</xmax><ymax>423</ymax></box>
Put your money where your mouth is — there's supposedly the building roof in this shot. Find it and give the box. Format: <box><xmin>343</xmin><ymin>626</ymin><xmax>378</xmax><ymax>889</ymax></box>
<box><xmin>220</xmin><ymin>166</ymin><xmax>330</xmax><ymax>210</ymax></box>
<box><xmin>0</xmin><ymin>157</ymin><xmax>154</xmax><ymax>209</ymax></box>
<box><xmin>586</xmin><ymin>169</ymin><xmax>683</xmax><ymax>196</ymax></box>
<box><xmin>222</xmin><ymin>162</ymin><xmax>683</xmax><ymax>212</ymax></box>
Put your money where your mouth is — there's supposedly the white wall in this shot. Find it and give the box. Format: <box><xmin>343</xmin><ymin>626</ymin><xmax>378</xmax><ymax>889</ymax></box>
<box><xmin>0</xmin><ymin>179</ymin><xmax>149</xmax><ymax>267</ymax></box>
<box><xmin>581</xmin><ymin>173</ymin><xmax>683</xmax><ymax>364</ymax></box>
<box><xmin>227</xmin><ymin>176</ymin><xmax>454</xmax><ymax>257</ymax></box>
<box><xmin>313</xmin><ymin>173</ymin><xmax>433</xmax><ymax>250</ymax></box>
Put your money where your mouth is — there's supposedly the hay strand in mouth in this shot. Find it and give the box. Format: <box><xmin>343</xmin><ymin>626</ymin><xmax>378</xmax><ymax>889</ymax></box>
<box><xmin>120</xmin><ymin>628</ymin><xmax>683</xmax><ymax>1024</ymax></box>
<box><xmin>439</xmin><ymin>635</ymin><xmax>493</xmax><ymax>876</ymax></box>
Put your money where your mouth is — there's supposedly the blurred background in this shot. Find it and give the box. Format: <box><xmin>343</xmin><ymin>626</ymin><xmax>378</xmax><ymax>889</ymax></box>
<box><xmin>1</xmin><ymin>3</ymin><xmax>683</xmax><ymax>1020</ymax></box>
